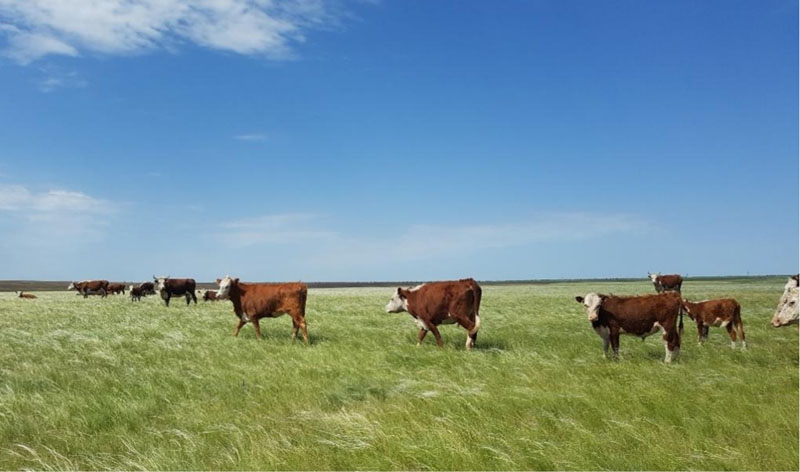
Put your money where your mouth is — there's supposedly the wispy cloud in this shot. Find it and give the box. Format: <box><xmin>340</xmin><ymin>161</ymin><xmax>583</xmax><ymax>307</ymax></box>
<box><xmin>233</xmin><ymin>133</ymin><xmax>267</xmax><ymax>142</ymax></box>
<box><xmin>217</xmin><ymin>213</ymin><xmax>338</xmax><ymax>248</ymax></box>
<box><xmin>0</xmin><ymin>0</ymin><xmax>351</xmax><ymax>64</ymax></box>
<box><xmin>36</xmin><ymin>65</ymin><xmax>87</xmax><ymax>92</ymax></box>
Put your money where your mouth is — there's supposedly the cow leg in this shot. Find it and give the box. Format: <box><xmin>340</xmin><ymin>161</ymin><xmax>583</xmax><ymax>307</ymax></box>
<box><xmin>429</xmin><ymin>325</ymin><xmax>444</xmax><ymax>348</ymax></box>
<box><xmin>185</xmin><ymin>293</ymin><xmax>191</xmax><ymax>305</ymax></box>
<box><xmin>164</xmin><ymin>296</ymin><xmax>170</xmax><ymax>307</ymax></box>
<box><xmin>191</xmin><ymin>291</ymin><xmax>197</xmax><ymax>304</ymax></box>
<box><xmin>251</xmin><ymin>318</ymin><xmax>262</xmax><ymax>339</ymax></box>
<box><xmin>291</xmin><ymin>319</ymin><xmax>299</xmax><ymax>341</ymax></box>
<box><xmin>736</xmin><ymin>318</ymin><xmax>746</xmax><ymax>349</ymax></box>
<box><xmin>101</xmin><ymin>288</ymin><xmax>107</xmax><ymax>298</ymax></box>
<box><xmin>663</xmin><ymin>328</ymin><xmax>680</xmax><ymax>363</ymax></box>
<box><xmin>417</xmin><ymin>328</ymin><xmax>428</xmax><ymax>346</ymax></box>
<box><xmin>725</xmin><ymin>323</ymin><xmax>737</xmax><ymax>349</ymax></box>
<box><xmin>609</xmin><ymin>329</ymin><xmax>620</xmax><ymax>360</ymax></box>
<box><xmin>233</xmin><ymin>318</ymin><xmax>246</xmax><ymax>337</ymax></box>
<box><xmin>696</xmin><ymin>321</ymin><xmax>705</xmax><ymax>344</ymax></box>
<box><xmin>299</xmin><ymin>319</ymin><xmax>309</xmax><ymax>344</ymax></box>
<box><xmin>456</xmin><ymin>317</ymin><xmax>479</xmax><ymax>350</ymax></box>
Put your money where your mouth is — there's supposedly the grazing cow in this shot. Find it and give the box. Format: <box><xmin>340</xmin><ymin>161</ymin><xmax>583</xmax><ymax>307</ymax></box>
<box><xmin>648</xmin><ymin>272</ymin><xmax>683</xmax><ymax>293</ymax></box>
<box><xmin>575</xmin><ymin>292</ymin><xmax>682</xmax><ymax>362</ymax></box>
<box><xmin>216</xmin><ymin>275</ymin><xmax>309</xmax><ymax>343</ymax></box>
<box><xmin>772</xmin><ymin>275</ymin><xmax>799</xmax><ymax>328</ymax></box>
<box><xmin>137</xmin><ymin>282</ymin><xmax>156</xmax><ymax>295</ymax></box>
<box><xmin>384</xmin><ymin>278</ymin><xmax>482</xmax><ymax>350</ymax></box>
<box><xmin>153</xmin><ymin>276</ymin><xmax>197</xmax><ymax>306</ymax></box>
<box><xmin>129</xmin><ymin>285</ymin><xmax>144</xmax><ymax>302</ymax></box>
<box><xmin>681</xmin><ymin>298</ymin><xmax>746</xmax><ymax>349</ymax></box>
<box><xmin>107</xmin><ymin>283</ymin><xmax>126</xmax><ymax>295</ymax></box>
<box><xmin>16</xmin><ymin>291</ymin><xmax>36</xmax><ymax>299</ymax></box>
<box><xmin>202</xmin><ymin>290</ymin><xmax>219</xmax><ymax>302</ymax></box>
<box><xmin>67</xmin><ymin>280</ymin><xmax>109</xmax><ymax>298</ymax></box>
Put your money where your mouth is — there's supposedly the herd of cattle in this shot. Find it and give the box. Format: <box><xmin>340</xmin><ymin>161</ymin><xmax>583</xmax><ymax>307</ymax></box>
<box><xmin>13</xmin><ymin>273</ymin><xmax>800</xmax><ymax>362</ymax></box>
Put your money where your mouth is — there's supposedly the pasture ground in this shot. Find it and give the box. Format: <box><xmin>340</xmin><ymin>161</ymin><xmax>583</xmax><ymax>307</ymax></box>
<box><xmin>0</xmin><ymin>278</ymin><xmax>797</xmax><ymax>470</ymax></box>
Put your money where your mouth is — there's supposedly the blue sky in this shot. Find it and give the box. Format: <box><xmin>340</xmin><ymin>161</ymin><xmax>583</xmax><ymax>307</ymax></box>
<box><xmin>0</xmin><ymin>0</ymin><xmax>796</xmax><ymax>282</ymax></box>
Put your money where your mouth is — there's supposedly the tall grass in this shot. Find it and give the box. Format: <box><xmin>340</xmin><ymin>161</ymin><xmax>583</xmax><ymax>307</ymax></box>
<box><xmin>0</xmin><ymin>278</ymin><xmax>796</xmax><ymax>470</ymax></box>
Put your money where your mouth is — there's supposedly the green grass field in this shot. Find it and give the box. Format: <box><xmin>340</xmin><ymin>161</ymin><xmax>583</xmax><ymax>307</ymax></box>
<box><xmin>0</xmin><ymin>278</ymin><xmax>797</xmax><ymax>470</ymax></box>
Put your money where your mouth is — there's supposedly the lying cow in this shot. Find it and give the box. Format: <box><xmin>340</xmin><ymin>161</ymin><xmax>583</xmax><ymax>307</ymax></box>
<box><xmin>68</xmin><ymin>280</ymin><xmax>109</xmax><ymax>298</ymax></box>
<box><xmin>202</xmin><ymin>290</ymin><xmax>219</xmax><ymax>302</ymax></box>
<box><xmin>681</xmin><ymin>298</ymin><xmax>746</xmax><ymax>349</ymax></box>
<box><xmin>384</xmin><ymin>278</ymin><xmax>482</xmax><ymax>350</ymax></box>
<box><xmin>16</xmin><ymin>291</ymin><xmax>36</xmax><ymax>299</ymax></box>
<box><xmin>216</xmin><ymin>275</ymin><xmax>309</xmax><ymax>343</ymax></box>
<box><xmin>107</xmin><ymin>283</ymin><xmax>126</xmax><ymax>295</ymax></box>
<box><xmin>154</xmin><ymin>276</ymin><xmax>197</xmax><ymax>306</ymax></box>
<box><xmin>772</xmin><ymin>275</ymin><xmax>799</xmax><ymax>328</ymax></box>
<box><xmin>648</xmin><ymin>272</ymin><xmax>683</xmax><ymax>293</ymax></box>
<box><xmin>575</xmin><ymin>292</ymin><xmax>682</xmax><ymax>362</ymax></box>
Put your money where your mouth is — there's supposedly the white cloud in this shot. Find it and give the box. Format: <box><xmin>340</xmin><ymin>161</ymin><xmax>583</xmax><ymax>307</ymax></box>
<box><xmin>234</xmin><ymin>133</ymin><xmax>267</xmax><ymax>141</ymax></box>
<box><xmin>217</xmin><ymin>213</ymin><xmax>338</xmax><ymax>247</ymax></box>
<box><xmin>0</xmin><ymin>0</ymin><xmax>345</xmax><ymax>64</ymax></box>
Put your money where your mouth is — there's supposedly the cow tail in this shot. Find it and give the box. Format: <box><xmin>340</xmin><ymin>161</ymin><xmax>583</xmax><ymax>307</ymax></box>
<box><xmin>678</xmin><ymin>304</ymin><xmax>684</xmax><ymax>337</ymax></box>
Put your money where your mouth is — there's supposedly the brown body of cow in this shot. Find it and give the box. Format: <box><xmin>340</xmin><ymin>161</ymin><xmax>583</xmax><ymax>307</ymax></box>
<box><xmin>107</xmin><ymin>283</ymin><xmax>126</xmax><ymax>295</ymax></box>
<box><xmin>575</xmin><ymin>292</ymin><xmax>682</xmax><ymax>362</ymax></box>
<box><xmin>68</xmin><ymin>280</ymin><xmax>109</xmax><ymax>298</ymax></box>
<box><xmin>154</xmin><ymin>276</ymin><xmax>197</xmax><ymax>306</ymax></box>
<box><xmin>202</xmin><ymin>290</ymin><xmax>219</xmax><ymax>302</ymax></box>
<box><xmin>138</xmin><ymin>282</ymin><xmax>156</xmax><ymax>295</ymax></box>
<box><xmin>129</xmin><ymin>285</ymin><xmax>144</xmax><ymax>302</ymax></box>
<box><xmin>681</xmin><ymin>298</ymin><xmax>746</xmax><ymax>348</ymax></box>
<box><xmin>16</xmin><ymin>291</ymin><xmax>36</xmax><ymax>299</ymax></box>
<box><xmin>385</xmin><ymin>278</ymin><xmax>482</xmax><ymax>350</ymax></box>
<box><xmin>648</xmin><ymin>273</ymin><xmax>683</xmax><ymax>293</ymax></box>
<box><xmin>216</xmin><ymin>276</ymin><xmax>309</xmax><ymax>343</ymax></box>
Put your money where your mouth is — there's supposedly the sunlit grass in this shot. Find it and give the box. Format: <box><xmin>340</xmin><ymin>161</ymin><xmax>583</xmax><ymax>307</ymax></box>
<box><xmin>0</xmin><ymin>278</ymin><xmax>796</xmax><ymax>470</ymax></box>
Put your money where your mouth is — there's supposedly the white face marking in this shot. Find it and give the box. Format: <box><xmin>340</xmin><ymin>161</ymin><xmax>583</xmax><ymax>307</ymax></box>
<box><xmin>385</xmin><ymin>290</ymin><xmax>408</xmax><ymax>313</ymax></box>
<box><xmin>580</xmin><ymin>293</ymin><xmax>602</xmax><ymax>321</ymax></box>
<box><xmin>155</xmin><ymin>277</ymin><xmax>168</xmax><ymax>292</ymax></box>
<box><xmin>217</xmin><ymin>275</ymin><xmax>233</xmax><ymax>299</ymax></box>
<box><xmin>772</xmin><ymin>285</ymin><xmax>799</xmax><ymax>327</ymax></box>
<box><xmin>649</xmin><ymin>273</ymin><xmax>659</xmax><ymax>283</ymax></box>
<box><xmin>67</xmin><ymin>283</ymin><xmax>75</xmax><ymax>290</ymax></box>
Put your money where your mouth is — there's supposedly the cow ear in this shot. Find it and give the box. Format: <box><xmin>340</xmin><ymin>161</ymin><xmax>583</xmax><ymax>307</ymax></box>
<box><xmin>575</xmin><ymin>296</ymin><xmax>584</xmax><ymax>303</ymax></box>
<box><xmin>397</xmin><ymin>287</ymin><xmax>406</xmax><ymax>299</ymax></box>
<box><xmin>233</xmin><ymin>278</ymin><xmax>239</xmax><ymax>284</ymax></box>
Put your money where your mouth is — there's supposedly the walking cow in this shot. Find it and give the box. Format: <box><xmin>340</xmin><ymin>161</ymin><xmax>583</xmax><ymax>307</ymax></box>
<box><xmin>68</xmin><ymin>280</ymin><xmax>109</xmax><ymax>298</ymax></box>
<box><xmin>681</xmin><ymin>298</ymin><xmax>746</xmax><ymax>349</ymax></box>
<box><xmin>154</xmin><ymin>276</ymin><xmax>197</xmax><ymax>306</ymax></box>
<box><xmin>648</xmin><ymin>272</ymin><xmax>683</xmax><ymax>293</ymax></box>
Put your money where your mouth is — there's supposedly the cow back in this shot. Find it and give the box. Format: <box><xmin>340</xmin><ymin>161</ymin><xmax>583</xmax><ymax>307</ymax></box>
<box><xmin>599</xmin><ymin>292</ymin><xmax>682</xmax><ymax>335</ymax></box>
<box><xmin>235</xmin><ymin>282</ymin><xmax>307</xmax><ymax>318</ymax></box>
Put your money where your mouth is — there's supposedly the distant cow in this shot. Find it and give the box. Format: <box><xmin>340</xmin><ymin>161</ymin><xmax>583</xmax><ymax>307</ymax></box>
<box><xmin>16</xmin><ymin>291</ymin><xmax>36</xmax><ymax>299</ymax></box>
<box><xmin>772</xmin><ymin>275</ymin><xmax>799</xmax><ymax>328</ymax></box>
<box><xmin>68</xmin><ymin>280</ymin><xmax>109</xmax><ymax>298</ymax></box>
<box><xmin>648</xmin><ymin>273</ymin><xmax>683</xmax><ymax>293</ymax></box>
<box><xmin>138</xmin><ymin>282</ymin><xmax>156</xmax><ymax>295</ymax></box>
<box><xmin>575</xmin><ymin>292</ymin><xmax>682</xmax><ymax>362</ymax></box>
<box><xmin>129</xmin><ymin>285</ymin><xmax>144</xmax><ymax>302</ymax></box>
<box><xmin>202</xmin><ymin>290</ymin><xmax>219</xmax><ymax>302</ymax></box>
<box><xmin>682</xmin><ymin>298</ymin><xmax>746</xmax><ymax>349</ymax></box>
<box><xmin>154</xmin><ymin>276</ymin><xmax>197</xmax><ymax>306</ymax></box>
<box><xmin>216</xmin><ymin>275</ymin><xmax>309</xmax><ymax>343</ymax></box>
<box><xmin>385</xmin><ymin>278</ymin><xmax>482</xmax><ymax>349</ymax></box>
<box><xmin>107</xmin><ymin>283</ymin><xmax>126</xmax><ymax>295</ymax></box>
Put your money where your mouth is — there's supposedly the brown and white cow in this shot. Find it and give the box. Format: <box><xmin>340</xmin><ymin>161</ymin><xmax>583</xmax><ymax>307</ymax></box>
<box><xmin>154</xmin><ymin>276</ymin><xmax>197</xmax><ymax>306</ymax></box>
<box><xmin>129</xmin><ymin>285</ymin><xmax>144</xmax><ymax>302</ymax></box>
<box><xmin>16</xmin><ymin>291</ymin><xmax>36</xmax><ymax>299</ymax></box>
<box><xmin>384</xmin><ymin>278</ymin><xmax>482</xmax><ymax>350</ymax></box>
<box><xmin>202</xmin><ymin>290</ymin><xmax>219</xmax><ymax>302</ymax></box>
<box><xmin>681</xmin><ymin>298</ymin><xmax>746</xmax><ymax>349</ymax></box>
<box><xmin>68</xmin><ymin>280</ymin><xmax>109</xmax><ymax>298</ymax></box>
<box><xmin>216</xmin><ymin>275</ymin><xmax>309</xmax><ymax>343</ymax></box>
<box><xmin>648</xmin><ymin>272</ymin><xmax>683</xmax><ymax>293</ymax></box>
<box><xmin>772</xmin><ymin>275</ymin><xmax>799</xmax><ymax>328</ymax></box>
<box><xmin>107</xmin><ymin>283</ymin><xmax>126</xmax><ymax>295</ymax></box>
<box><xmin>575</xmin><ymin>292</ymin><xmax>682</xmax><ymax>362</ymax></box>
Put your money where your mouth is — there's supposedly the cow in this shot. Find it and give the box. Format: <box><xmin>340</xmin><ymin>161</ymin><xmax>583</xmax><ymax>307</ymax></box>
<box><xmin>681</xmin><ymin>298</ymin><xmax>746</xmax><ymax>349</ymax></box>
<box><xmin>384</xmin><ymin>278</ymin><xmax>482</xmax><ymax>350</ymax></box>
<box><xmin>16</xmin><ymin>291</ymin><xmax>36</xmax><ymax>299</ymax></box>
<box><xmin>67</xmin><ymin>280</ymin><xmax>109</xmax><ymax>298</ymax></box>
<box><xmin>129</xmin><ymin>285</ymin><xmax>145</xmax><ymax>302</ymax></box>
<box><xmin>202</xmin><ymin>290</ymin><xmax>219</xmax><ymax>302</ymax></box>
<box><xmin>107</xmin><ymin>283</ymin><xmax>126</xmax><ymax>295</ymax></box>
<box><xmin>772</xmin><ymin>275</ymin><xmax>799</xmax><ymax>328</ymax></box>
<box><xmin>138</xmin><ymin>282</ymin><xmax>156</xmax><ymax>295</ymax></box>
<box><xmin>575</xmin><ymin>292</ymin><xmax>682</xmax><ymax>363</ymax></box>
<box><xmin>648</xmin><ymin>272</ymin><xmax>683</xmax><ymax>293</ymax></box>
<box><xmin>153</xmin><ymin>276</ymin><xmax>197</xmax><ymax>306</ymax></box>
<box><xmin>215</xmin><ymin>275</ymin><xmax>309</xmax><ymax>343</ymax></box>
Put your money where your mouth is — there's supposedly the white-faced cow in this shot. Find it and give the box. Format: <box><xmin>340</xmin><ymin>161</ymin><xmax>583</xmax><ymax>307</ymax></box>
<box><xmin>384</xmin><ymin>278</ymin><xmax>482</xmax><ymax>350</ymax></box>
<box><xmin>202</xmin><ymin>290</ymin><xmax>219</xmax><ymax>302</ymax></box>
<box><xmin>648</xmin><ymin>272</ymin><xmax>683</xmax><ymax>293</ymax></box>
<box><xmin>681</xmin><ymin>298</ymin><xmax>746</xmax><ymax>349</ymax></box>
<box><xmin>772</xmin><ymin>275</ymin><xmax>799</xmax><ymax>328</ymax></box>
<box><xmin>215</xmin><ymin>276</ymin><xmax>309</xmax><ymax>343</ymax></box>
<box><xmin>575</xmin><ymin>292</ymin><xmax>683</xmax><ymax>363</ymax></box>
<box><xmin>154</xmin><ymin>276</ymin><xmax>197</xmax><ymax>306</ymax></box>
<box><xmin>16</xmin><ymin>291</ymin><xmax>36</xmax><ymax>299</ymax></box>
<box><xmin>68</xmin><ymin>280</ymin><xmax>109</xmax><ymax>298</ymax></box>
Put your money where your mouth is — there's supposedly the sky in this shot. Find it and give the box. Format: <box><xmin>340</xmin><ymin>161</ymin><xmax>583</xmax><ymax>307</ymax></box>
<box><xmin>0</xmin><ymin>0</ymin><xmax>797</xmax><ymax>282</ymax></box>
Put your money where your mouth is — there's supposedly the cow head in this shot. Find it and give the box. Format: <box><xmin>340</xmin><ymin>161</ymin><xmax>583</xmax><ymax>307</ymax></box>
<box><xmin>385</xmin><ymin>288</ymin><xmax>409</xmax><ymax>313</ymax></box>
<box><xmin>67</xmin><ymin>282</ymin><xmax>76</xmax><ymax>290</ymax></box>
<box><xmin>575</xmin><ymin>293</ymin><xmax>603</xmax><ymax>321</ymax></box>
<box><xmin>153</xmin><ymin>275</ymin><xmax>170</xmax><ymax>292</ymax></box>
<box><xmin>772</xmin><ymin>279</ymin><xmax>799</xmax><ymax>327</ymax></box>
<box><xmin>216</xmin><ymin>275</ymin><xmax>238</xmax><ymax>299</ymax></box>
<box><xmin>648</xmin><ymin>272</ymin><xmax>660</xmax><ymax>283</ymax></box>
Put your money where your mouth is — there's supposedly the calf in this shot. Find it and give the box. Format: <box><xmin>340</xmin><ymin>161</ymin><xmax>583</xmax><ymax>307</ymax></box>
<box><xmin>16</xmin><ymin>291</ymin><xmax>36</xmax><ymax>299</ymax></box>
<box><xmin>772</xmin><ymin>275</ymin><xmax>799</xmax><ymax>328</ymax></box>
<box><xmin>202</xmin><ymin>290</ymin><xmax>219</xmax><ymax>302</ymax></box>
<box><xmin>575</xmin><ymin>292</ymin><xmax>682</xmax><ymax>362</ymax></box>
<box><xmin>67</xmin><ymin>280</ymin><xmax>109</xmax><ymax>298</ymax></box>
<box><xmin>216</xmin><ymin>275</ymin><xmax>309</xmax><ymax>343</ymax></box>
<box><xmin>129</xmin><ymin>285</ymin><xmax>144</xmax><ymax>302</ymax></box>
<box><xmin>681</xmin><ymin>298</ymin><xmax>746</xmax><ymax>349</ymax></box>
<box><xmin>154</xmin><ymin>276</ymin><xmax>197</xmax><ymax>306</ymax></box>
<box><xmin>648</xmin><ymin>273</ymin><xmax>683</xmax><ymax>293</ymax></box>
<box><xmin>384</xmin><ymin>278</ymin><xmax>482</xmax><ymax>350</ymax></box>
<box><xmin>107</xmin><ymin>283</ymin><xmax>126</xmax><ymax>295</ymax></box>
